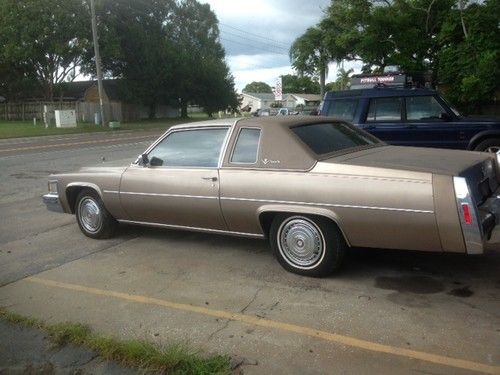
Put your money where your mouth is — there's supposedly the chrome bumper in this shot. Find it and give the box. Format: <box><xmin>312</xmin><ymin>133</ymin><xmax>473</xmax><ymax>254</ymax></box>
<box><xmin>42</xmin><ymin>193</ymin><xmax>63</xmax><ymax>213</ymax></box>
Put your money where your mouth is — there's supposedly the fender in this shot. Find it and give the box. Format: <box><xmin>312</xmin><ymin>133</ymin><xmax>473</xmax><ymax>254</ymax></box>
<box><xmin>467</xmin><ymin>130</ymin><xmax>500</xmax><ymax>150</ymax></box>
<box><xmin>256</xmin><ymin>204</ymin><xmax>351</xmax><ymax>246</ymax></box>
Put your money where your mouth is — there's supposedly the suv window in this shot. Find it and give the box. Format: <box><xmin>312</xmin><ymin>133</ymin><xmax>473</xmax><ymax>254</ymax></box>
<box><xmin>367</xmin><ymin>97</ymin><xmax>402</xmax><ymax>122</ymax></box>
<box><xmin>231</xmin><ymin>128</ymin><xmax>261</xmax><ymax>164</ymax></box>
<box><xmin>292</xmin><ymin>122</ymin><xmax>378</xmax><ymax>155</ymax></box>
<box><xmin>148</xmin><ymin>128</ymin><xmax>228</xmax><ymax>167</ymax></box>
<box><xmin>326</xmin><ymin>99</ymin><xmax>358</xmax><ymax>122</ymax></box>
<box><xmin>406</xmin><ymin>96</ymin><xmax>448</xmax><ymax>120</ymax></box>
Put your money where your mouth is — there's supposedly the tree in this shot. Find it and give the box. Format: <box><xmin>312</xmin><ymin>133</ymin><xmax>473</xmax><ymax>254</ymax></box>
<box><xmin>281</xmin><ymin>74</ymin><xmax>320</xmax><ymax>94</ymax></box>
<box><xmin>242</xmin><ymin>81</ymin><xmax>273</xmax><ymax>93</ymax></box>
<box><xmin>0</xmin><ymin>0</ymin><xmax>90</xmax><ymax>100</ymax></box>
<box><xmin>437</xmin><ymin>0</ymin><xmax>499</xmax><ymax>110</ymax></box>
<box><xmin>82</xmin><ymin>0</ymin><xmax>236</xmax><ymax>118</ymax></box>
<box><xmin>290</xmin><ymin>26</ymin><xmax>330</xmax><ymax>96</ymax></box>
<box><xmin>325</xmin><ymin>67</ymin><xmax>353</xmax><ymax>91</ymax></box>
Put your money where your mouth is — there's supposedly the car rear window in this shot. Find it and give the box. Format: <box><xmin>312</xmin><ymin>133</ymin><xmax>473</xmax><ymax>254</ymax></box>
<box><xmin>326</xmin><ymin>99</ymin><xmax>358</xmax><ymax>122</ymax></box>
<box><xmin>291</xmin><ymin>122</ymin><xmax>378</xmax><ymax>155</ymax></box>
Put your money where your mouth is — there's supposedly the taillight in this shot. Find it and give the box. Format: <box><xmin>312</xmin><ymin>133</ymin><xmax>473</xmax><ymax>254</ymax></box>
<box><xmin>461</xmin><ymin>203</ymin><xmax>472</xmax><ymax>224</ymax></box>
<box><xmin>453</xmin><ymin>176</ymin><xmax>483</xmax><ymax>254</ymax></box>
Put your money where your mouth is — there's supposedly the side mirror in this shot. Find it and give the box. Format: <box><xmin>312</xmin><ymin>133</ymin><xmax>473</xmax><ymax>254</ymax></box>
<box><xmin>440</xmin><ymin>112</ymin><xmax>452</xmax><ymax>121</ymax></box>
<box><xmin>140</xmin><ymin>153</ymin><xmax>149</xmax><ymax>166</ymax></box>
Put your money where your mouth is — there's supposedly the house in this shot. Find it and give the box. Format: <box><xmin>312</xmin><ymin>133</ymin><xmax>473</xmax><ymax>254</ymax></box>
<box><xmin>240</xmin><ymin>92</ymin><xmax>278</xmax><ymax>112</ymax></box>
<box><xmin>283</xmin><ymin>93</ymin><xmax>322</xmax><ymax>109</ymax></box>
<box><xmin>56</xmin><ymin>79</ymin><xmax>179</xmax><ymax>122</ymax></box>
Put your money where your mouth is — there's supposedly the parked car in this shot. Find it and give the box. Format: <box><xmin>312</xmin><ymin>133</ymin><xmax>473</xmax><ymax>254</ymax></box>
<box><xmin>43</xmin><ymin>117</ymin><xmax>500</xmax><ymax>277</ymax></box>
<box><xmin>320</xmin><ymin>87</ymin><xmax>500</xmax><ymax>152</ymax></box>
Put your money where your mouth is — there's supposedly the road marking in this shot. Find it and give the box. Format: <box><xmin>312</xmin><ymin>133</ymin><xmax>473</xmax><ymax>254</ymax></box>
<box><xmin>0</xmin><ymin>135</ymin><xmax>157</xmax><ymax>153</ymax></box>
<box><xmin>26</xmin><ymin>276</ymin><xmax>499</xmax><ymax>374</ymax></box>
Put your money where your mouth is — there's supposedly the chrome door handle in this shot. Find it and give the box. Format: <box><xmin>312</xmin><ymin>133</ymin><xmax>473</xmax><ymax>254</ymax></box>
<box><xmin>202</xmin><ymin>176</ymin><xmax>217</xmax><ymax>182</ymax></box>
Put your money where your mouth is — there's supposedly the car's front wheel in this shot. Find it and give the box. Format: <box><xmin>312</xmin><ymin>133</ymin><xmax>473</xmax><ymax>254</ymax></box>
<box><xmin>269</xmin><ymin>214</ymin><xmax>346</xmax><ymax>277</ymax></box>
<box><xmin>474</xmin><ymin>138</ymin><xmax>500</xmax><ymax>153</ymax></box>
<box><xmin>75</xmin><ymin>189</ymin><xmax>117</xmax><ymax>239</ymax></box>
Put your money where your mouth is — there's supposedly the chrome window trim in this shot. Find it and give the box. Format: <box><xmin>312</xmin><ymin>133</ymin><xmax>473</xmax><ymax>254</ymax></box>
<box><xmin>453</xmin><ymin>176</ymin><xmax>484</xmax><ymax>254</ymax></box>
<box><xmin>134</xmin><ymin>120</ymin><xmax>241</xmax><ymax>167</ymax></box>
<box><xmin>220</xmin><ymin>196</ymin><xmax>433</xmax><ymax>214</ymax></box>
<box><xmin>229</xmin><ymin>126</ymin><xmax>262</xmax><ymax>165</ymax></box>
<box><xmin>117</xmin><ymin>219</ymin><xmax>264</xmax><ymax>238</ymax></box>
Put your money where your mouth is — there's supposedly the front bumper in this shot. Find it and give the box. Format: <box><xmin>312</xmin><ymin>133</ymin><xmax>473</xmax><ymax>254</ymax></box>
<box><xmin>43</xmin><ymin>193</ymin><xmax>64</xmax><ymax>213</ymax></box>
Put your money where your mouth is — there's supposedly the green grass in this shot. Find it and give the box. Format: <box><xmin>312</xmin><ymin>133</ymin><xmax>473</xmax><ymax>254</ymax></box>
<box><xmin>0</xmin><ymin>308</ymin><xmax>231</xmax><ymax>375</ymax></box>
<box><xmin>0</xmin><ymin>115</ymin><xmax>225</xmax><ymax>139</ymax></box>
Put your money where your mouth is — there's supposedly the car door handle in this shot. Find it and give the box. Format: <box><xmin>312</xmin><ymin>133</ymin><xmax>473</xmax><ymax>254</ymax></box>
<box><xmin>202</xmin><ymin>176</ymin><xmax>218</xmax><ymax>182</ymax></box>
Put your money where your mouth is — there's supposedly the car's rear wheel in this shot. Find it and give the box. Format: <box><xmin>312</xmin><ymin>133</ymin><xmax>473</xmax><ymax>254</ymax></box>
<box><xmin>75</xmin><ymin>189</ymin><xmax>117</xmax><ymax>239</ymax></box>
<box><xmin>474</xmin><ymin>138</ymin><xmax>500</xmax><ymax>153</ymax></box>
<box><xmin>269</xmin><ymin>214</ymin><xmax>346</xmax><ymax>277</ymax></box>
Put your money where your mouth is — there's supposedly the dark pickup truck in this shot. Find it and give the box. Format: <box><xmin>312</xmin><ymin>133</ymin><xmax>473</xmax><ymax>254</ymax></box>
<box><xmin>320</xmin><ymin>87</ymin><xmax>500</xmax><ymax>152</ymax></box>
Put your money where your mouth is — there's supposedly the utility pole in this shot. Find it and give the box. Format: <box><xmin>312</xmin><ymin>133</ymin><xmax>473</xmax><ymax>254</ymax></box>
<box><xmin>90</xmin><ymin>0</ymin><xmax>106</xmax><ymax>126</ymax></box>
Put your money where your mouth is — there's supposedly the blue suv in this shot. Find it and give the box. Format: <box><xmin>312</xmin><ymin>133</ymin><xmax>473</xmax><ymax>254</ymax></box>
<box><xmin>320</xmin><ymin>87</ymin><xmax>500</xmax><ymax>152</ymax></box>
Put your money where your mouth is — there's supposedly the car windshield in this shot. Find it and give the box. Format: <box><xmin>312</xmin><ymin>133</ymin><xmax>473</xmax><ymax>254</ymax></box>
<box><xmin>291</xmin><ymin>122</ymin><xmax>380</xmax><ymax>156</ymax></box>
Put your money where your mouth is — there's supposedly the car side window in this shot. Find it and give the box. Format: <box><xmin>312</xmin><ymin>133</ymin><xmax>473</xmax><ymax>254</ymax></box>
<box><xmin>366</xmin><ymin>97</ymin><xmax>402</xmax><ymax>122</ymax></box>
<box><xmin>231</xmin><ymin>128</ymin><xmax>261</xmax><ymax>164</ymax></box>
<box><xmin>406</xmin><ymin>96</ymin><xmax>448</xmax><ymax>120</ymax></box>
<box><xmin>147</xmin><ymin>128</ymin><xmax>228</xmax><ymax>168</ymax></box>
<box><xmin>326</xmin><ymin>99</ymin><xmax>358</xmax><ymax>122</ymax></box>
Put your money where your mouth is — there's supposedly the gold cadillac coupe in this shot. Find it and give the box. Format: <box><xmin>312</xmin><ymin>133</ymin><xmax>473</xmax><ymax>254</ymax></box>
<box><xmin>43</xmin><ymin>117</ymin><xmax>500</xmax><ymax>277</ymax></box>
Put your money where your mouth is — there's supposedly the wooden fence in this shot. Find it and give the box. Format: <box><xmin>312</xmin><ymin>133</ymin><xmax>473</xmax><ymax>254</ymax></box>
<box><xmin>0</xmin><ymin>101</ymin><xmax>179</xmax><ymax>122</ymax></box>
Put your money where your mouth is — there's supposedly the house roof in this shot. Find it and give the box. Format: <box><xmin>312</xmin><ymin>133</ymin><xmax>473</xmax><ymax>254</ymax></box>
<box><xmin>241</xmin><ymin>92</ymin><xmax>277</xmax><ymax>101</ymax></box>
<box><xmin>289</xmin><ymin>93</ymin><xmax>322</xmax><ymax>101</ymax></box>
<box><xmin>56</xmin><ymin>79</ymin><xmax>124</xmax><ymax>101</ymax></box>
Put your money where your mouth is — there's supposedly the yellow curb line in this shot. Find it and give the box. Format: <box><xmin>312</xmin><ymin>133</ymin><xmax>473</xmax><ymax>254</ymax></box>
<box><xmin>0</xmin><ymin>134</ymin><xmax>156</xmax><ymax>153</ymax></box>
<box><xmin>26</xmin><ymin>276</ymin><xmax>499</xmax><ymax>374</ymax></box>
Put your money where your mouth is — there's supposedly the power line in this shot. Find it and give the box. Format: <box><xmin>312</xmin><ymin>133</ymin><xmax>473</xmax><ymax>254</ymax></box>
<box><xmin>220</xmin><ymin>29</ymin><xmax>289</xmax><ymax>53</ymax></box>
<box><xmin>219</xmin><ymin>22</ymin><xmax>290</xmax><ymax>48</ymax></box>
<box><xmin>219</xmin><ymin>37</ymin><xmax>287</xmax><ymax>55</ymax></box>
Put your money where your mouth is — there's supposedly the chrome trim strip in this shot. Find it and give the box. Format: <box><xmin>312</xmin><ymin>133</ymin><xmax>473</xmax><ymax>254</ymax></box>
<box><xmin>118</xmin><ymin>191</ymin><xmax>218</xmax><ymax>200</ymax></box>
<box><xmin>221</xmin><ymin>196</ymin><xmax>434</xmax><ymax>214</ymax></box>
<box><xmin>117</xmin><ymin>219</ymin><xmax>264</xmax><ymax>238</ymax></box>
<box><xmin>103</xmin><ymin>190</ymin><xmax>119</xmax><ymax>194</ymax></box>
<box><xmin>453</xmin><ymin>176</ymin><xmax>483</xmax><ymax>254</ymax></box>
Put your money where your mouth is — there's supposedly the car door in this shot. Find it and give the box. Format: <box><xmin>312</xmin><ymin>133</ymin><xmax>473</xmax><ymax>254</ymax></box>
<box><xmin>119</xmin><ymin>126</ymin><xmax>229</xmax><ymax>230</ymax></box>
<box><xmin>361</xmin><ymin>96</ymin><xmax>412</xmax><ymax>145</ymax></box>
<box><xmin>404</xmin><ymin>95</ymin><xmax>464</xmax><ymax>149</ymax></box>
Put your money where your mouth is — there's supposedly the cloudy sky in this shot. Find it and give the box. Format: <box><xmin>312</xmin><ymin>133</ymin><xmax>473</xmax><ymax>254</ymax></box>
<box><xmin>199</xmin><ymin>0</ymin><xmax>362</xmax><ymax>92</ymax></box>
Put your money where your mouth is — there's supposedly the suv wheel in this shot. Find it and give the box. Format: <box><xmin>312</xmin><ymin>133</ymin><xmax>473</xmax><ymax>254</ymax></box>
<box><xmin>474</xmin><ymin>138</ymin><xmax>500</xmax><ymax>153</ymax></box>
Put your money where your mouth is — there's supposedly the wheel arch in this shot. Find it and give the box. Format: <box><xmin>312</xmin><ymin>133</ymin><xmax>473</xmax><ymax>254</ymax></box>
<box><xmin>467</xmin><ymin>130</ymin><xmax>500</xmax><ymax>150</ymax></box>
<box><xmin>257</xmin><ymin>204</ymin><xmax>351</xmax><ymax>246</ymax></box>
<box><xmin>65</xmin><ymin>182</ymin><xmax>103</xmax><ymax>214</ymax></box>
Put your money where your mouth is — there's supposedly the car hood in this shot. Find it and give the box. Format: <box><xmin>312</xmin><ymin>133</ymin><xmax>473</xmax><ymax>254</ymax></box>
<box><xmin>327</xmin><ymin>145</ymin><xmax>492</xmax><ymax>176</ymax></box>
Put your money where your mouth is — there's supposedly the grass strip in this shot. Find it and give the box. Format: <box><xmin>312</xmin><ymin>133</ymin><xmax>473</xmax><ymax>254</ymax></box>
<box><xmin>0</xmin><ymin>309</ymin><xmax>230</xmax><ymax>375</ymax></box>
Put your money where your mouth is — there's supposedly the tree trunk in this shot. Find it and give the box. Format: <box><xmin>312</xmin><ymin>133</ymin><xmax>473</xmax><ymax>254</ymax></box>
<box><xmin>459</xmin><ymin>0</ymin><xmax>468</xmax><ymax>39</ymax></box>
<box><xmin>319</xmin><ymin>64</ymin><xmax>326</xmax><ymax>97</ymax></box>
<box><xmin>148</xmin><ymin>101</ymin><xmax>156</xmax><ymax>120</ymax></box>
<box><xmin>180</xmin><ymin>99</ymin><xmax>188</xmax><ymax>118</ymax></box>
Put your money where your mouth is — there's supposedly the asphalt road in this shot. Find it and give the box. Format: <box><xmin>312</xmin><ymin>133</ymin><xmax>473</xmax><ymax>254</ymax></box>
<box><xmin>0</xmin><ymin>130</ymin><xmax>499</xmax><ymax>375</ymax></box>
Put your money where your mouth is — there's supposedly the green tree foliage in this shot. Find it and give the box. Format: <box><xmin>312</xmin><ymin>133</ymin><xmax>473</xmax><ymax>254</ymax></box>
<box><xmin>0</xmin><ymin>0</ymin><xmax>90</xmax><ymax>100</ymax></box>
<box><xmin>325</xmin><ymin>67</ymin><xmax>353</xmax><ymax>91</ymax></box>
<box><xmin>437</xmin><ymin>0</ymin><xmax>499</xmax><ymax>109</ymax></box>
<box><xmin>83</xmin><ymin>0</ymin><xmax>236</xmax><ymax>118</ymax></box>
<box><xmin>289</xmin><ymin>26</ymin><xmax>330</xmax><ymax>95</ymax></box>
<box><xmin>281</xmin><ymin>74</ymin><xmax>320</xmax><ymax>94</ymax></box>
<box><xmin>293</xmin><ymin>0</ymin><xmax>498</xmax><ymax>107</ymax></box>
<box><xmin>242</xmin><ymin>81</ymin><xmax>273</xmax><ymax>93</ymax></box>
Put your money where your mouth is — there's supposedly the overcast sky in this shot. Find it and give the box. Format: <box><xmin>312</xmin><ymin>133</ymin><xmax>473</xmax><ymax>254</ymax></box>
<box><xmin>199</xmin><ymin>0</ymin><xmax>362</xmax><ymax>92</ymax></box>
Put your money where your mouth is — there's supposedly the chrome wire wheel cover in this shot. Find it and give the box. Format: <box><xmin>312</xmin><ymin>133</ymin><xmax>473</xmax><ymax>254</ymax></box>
<box><xmin>79</xmin><ymin>197</ymin><xmax>103</xmax><ymax>233</ymax></box>
<box><xmin>277</xmin><ymin>217</ymin><xmax>325</xmax><ymax>269</ymax></box>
